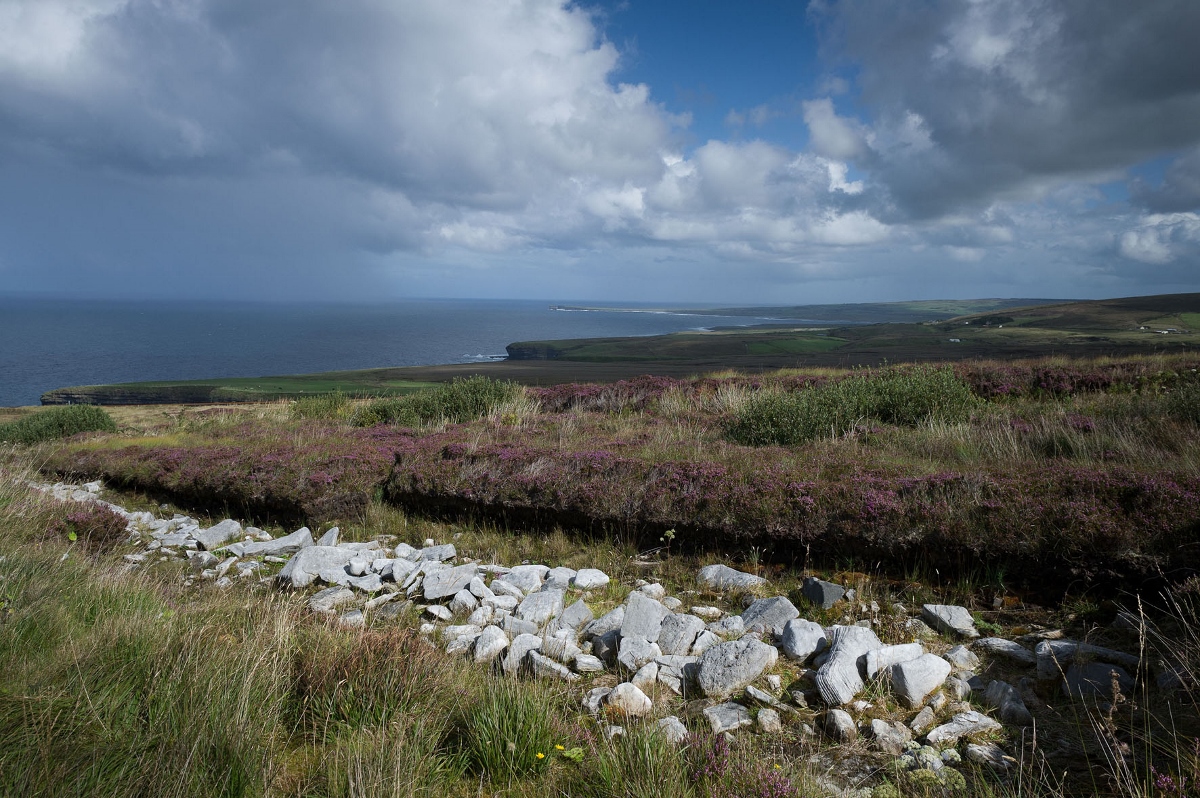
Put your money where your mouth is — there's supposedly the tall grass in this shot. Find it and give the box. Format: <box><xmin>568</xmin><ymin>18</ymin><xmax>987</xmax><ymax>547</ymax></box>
<box><xmin>0</xmin><ymin>405</ymin><xmax>117</xmax><ymax>443</ymax></box>
<box><xmin>352</xmin><ymin>376</ymin><xmax>524</xmax><ymax>427</ymax></box>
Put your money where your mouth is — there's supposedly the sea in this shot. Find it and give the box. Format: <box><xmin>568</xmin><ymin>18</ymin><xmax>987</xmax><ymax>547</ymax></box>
<box><xmin>0</xmin><ymin>297</ymin><xmax>784</xmax><ymax>407</ymax></box>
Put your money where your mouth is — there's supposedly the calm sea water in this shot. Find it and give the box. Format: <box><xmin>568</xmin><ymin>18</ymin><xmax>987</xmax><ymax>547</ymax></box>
<box><xmin>0</xmin><ymin>297</ymin><xmax>780</xmax><ymax>407</ymax></box>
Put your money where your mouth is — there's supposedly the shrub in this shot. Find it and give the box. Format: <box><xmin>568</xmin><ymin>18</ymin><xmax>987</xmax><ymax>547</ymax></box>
<box><xmin>1163</xmin><ymin>377</ymin><xmax>1200</xmax><ymax>424</ymax></box>
<box><xmin>0</xmin><ymin>405</ymin><xmax>116</xmax><ymax>444</ymax></box>
<box><xmin>726</xmin><ymin>366</ymin><xmax>977</xmax><ymax>446</ymax></box>
<box><xmin>46</xmin><ymin>503</ymin><xmax>129</xmax><ymax>553</ymax></box>
<box><xmin>289</xmin><ymin>391</ymin><xmax>354</xmax><ymax>421</ymax></box>
<box><xmin>459</xmin><ymin>679</ymin><xmax>556</xmax><ymax>781</ymax></box>
<box><xmin>352</xmin><ymin>376</ymin><xmax>522</xmax><ymax>427</ymax></box>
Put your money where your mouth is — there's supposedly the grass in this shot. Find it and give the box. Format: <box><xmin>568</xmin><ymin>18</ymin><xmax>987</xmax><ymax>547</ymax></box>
<box><xmin>0</xmin><ymin>404</ymin><xmax>116</xmax><ymax>443</ymax></box>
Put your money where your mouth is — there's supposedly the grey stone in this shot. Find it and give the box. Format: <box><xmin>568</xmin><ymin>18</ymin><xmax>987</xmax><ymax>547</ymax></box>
<box><xmin>239</xmin><ymin>527</ymin><xmax>313</xmax><ymax>557</ymax></box>
<box><xmin>704</xmin><ymin>702</ymin><xmax>752</xmax><ymax>734</ymax></box>
<box><xmin>442</xmin><ymin>624</ymin><xmax>482</xmax><ymax>643</ymax></box>
<box><xmin>316</xmin><ymin>528</ymin><xmax>340</xmax><ymax>546</ymax></box>
<box><xmin>583</xmin><ymin>687</ymin><xmax>612</xmax><ymax>715</ymax></box>
<box><xmin>1063</xmin><ymin>662</ymin><xmax>1134</xmax><ymax>699</ymax></box>
<box><xmin>423</xmin><ymin>604</ymin><xmax>453</xmax><ymax>621</ymax></box>
<box><xmin>656</xmin><ymin>655</ymin><xmax>700</xmax><ymax>696</ymax></box>
<box><xmin>573</xmin><ymin>654</ymin><xmax>605</xmax><ymax>673</ymax></box>
<box><xmin>802</xmin><ymin>577</ymin><xmax>845</xmax><ymax>609</ymax></box>
<box><xmin>637</xmin><ymin>582</ymin><xmax>666</xmax><ymax>600</ymax></box>
<box><xmin>865</xmin><ymin>643</ymin><xmax>925</xmax><ymax>679</ymax></box>
<box><xmin>870</xmin><ymin>718</ymin><xmax>913</xmax><ymax>755</ymax></box>
<box><xmin>502</xmin><ymin>633</ymin><xmax>543</xmax><ymax>676</ymax></box>
<box><xmin>393</xmin><ymin>542</ymin><xmax>419</xmax><ymax>560</ymax></box>
<box><xmin>618</xmin><ymin>637</ymin><xmax>663</xmax><ymax>672</ymax></box>
<box><xmin>484</xmin><ymin>594</ymin><xmax>518</xmax><ymax>612</ymax></box>
<box><xmin>347</xmin><ymin>557</ymin><xmax>370</xmax><ymax>577</ymax></box>
<box><xmin>474</xmin><ymin>625</ymin><xmax>509</xmax><ymax>663</ymax></box>
<box><xmin>621</xmin><ymin>592</ymin><xmax>670</xmax><ymax>643</ymax></box>
<box><xmin>984</xmin><ymin>680</ymin><xmax>1033</xmax><ymax>726</ymax></box>
<box><xmin>189</xmin><ymin>551</ymin><xmax>219</xmax><ymax>571</ymax></box>
<box><xmin>974</xmin><ymin>637</ymin><xmax>1036</xmax><ymax>665</ymax></box>
<box><xmin>632</xmin><ymin>662</ymin><xmax>658</xmax><ymax>690</ymax></box>
<box><xmin>757</xmin><ymin>708</ymin><xmax>783</xmax><ymax>733</ymax></box>
<box><xmin>656</xmin><ymin>716</ymin><xmax>689</xmax><ymax>744</ymax></box>
<box><xmin>921</xmin><ymin>605</ymin><xmax>979</xmax><ymax>638</ymax></box>
<box><xmin>277</xmin><ymin>546</ymin><xmax>357</xmax><ymax>589</ymax></box>
<box><xmin>697</xmin><ymin>638</ymin><xmax>778</xmax><ymax>700</ymax></box>
<box><xmin>945</xmin><ymin>676</ymin><xmax>972</xmax><ymax>701</ymax></box>
<box><xmin>337</xmin><ymin>609</ymin><xmax>365</xmax><ymax>628</ymax></box>
<box><xmin>502</xmin><ymin>614</ymin><xmax>539</xmax><ymax>638</ymax></box>
<box><xmin>890</xmin><ymin>654</ymin><xmax>952</xmax><ymax>708</ymax></box>
<box><xmin>779</xmin><ymin>619</ymin><xmax>828</xmax><ymax>662</ymax></box>
<box><xmin>347</xmin><ymin>573</ymin><xmax>383</xmax><ymax>593</ymax></box>
<box><xmin>658</xmin><ymin>614</ymin><xmax>706</xmax><ymax>656</ymax></box>
<box><xmin>309</xmin><ymin>586</ymin><xmax>356</xmax><ymax>615</ymax></box>
<box><xmin>517</xmin><ymin>588</ymin><xmax>564</xmax><ymax>626</ymax></box>
<box><xmin>195</xmin><ymin>519</ymin><xmax>243</xmax><ymax>551</ymax></box>
<box><xmin>662</xmin><ymin>596</ymin><xmax>683</xmax><ymax>611</ymax></box>
<box><xmin>945</xmin><ymin>645</ymin><xmax>980</xmax><ymax>670</ymax></box>
<box><xmin>571</xmin><ymin>568</ymin><xmax>610</xmax><ymax>590</ymax></box>
<box><xmin>489</xmin><ymin>579</ymin><xmax>524</xmax><ymax>600</ymax></box>
<box><xmin>468</xmin><ymin>576</ymin><xmax>494</xmax><ymax>599</ymax></box>
<box><xmin>697</xmin><ymin>564</ymin><xmax>766</xmax><ymax>591</ymax></box>
<box><xmin>691</xmin><ymin>630</ymin><xmax>721</xmax><ymax>656</ymax></box>
<box><xmin>495</xmin><ymin>564</ymin><xmax>549</xmax><ymax>593</ymax></box>
<box><xmin>740</xmin><ymin>596</ymin><xmax>800</xmax><ymax>636</ymax></box>
<box><xmin>592</xmin><ymin>629</ymin><xmax>621</xmax><ymax>667</ymax></box>
<box><xmin>744</xmin><ymin>684</ymin><xmax>788</xmax><ymax>711</ymax></box>
<box><xmin>544</xmin><ymin>566</ymin><xmax>576</xmax><ymax>590</ymax></box>
<box><xmin>418</xmin><ymin>544</ymin><xmax>456</xmax><ymax>562</ymax></box>
<box><xmin>423</xmin><ymin>564</ymin><xmax>478</xmax><ymax>600</ymax></box>
<box><xmin>529</xmin><ymin>651</ymin><xmax>580</xmax><ymax>682</ymax></box>
<box><xmin>559</xmin><ymin>599</ymin><xmax>593</xmax><ymax>631</ymax></box>
<box><xmin>607</xmin><ymin>682</ymin><xmax>652</xmax><ymax>717</ymax></box>
<box><xmin>707</xmin><ymin>615</ymin><xmax>744</xmax><ymax>638</ymax></box>
<box><xmin>690</xmin><ymin>605</ymin><xmax>723</xmax><ymax>619</ymax></box>
<box><xmin>819</xmin><ymin>709</ymin><xmax>857</xmax><ymax>742</ymax></box>
<box><xmin>581</xmin><ymin>605</ymin><xmax>624</xmax><ymax>640</ymax></box>
<box><xmin>966</xmin><ymin>743</ymin><xmax>1017</xmax><ymax>771</ymax></box>
<box><xmin>445</xmin><ymin>635</ymin><xmax>478</xmax><ymax>657</ymax></box>
<box><xmin>467</xmin><ymin>606</ymin><xmax>493</xmax><ymax>627</ymax></box>
<box><xmin>909</xmin><ymin>706</ymin><xmax>937</xmax><ymax>734</ymax></box>
<box><xmin>450</xmin><ymin>589</ymin><xmax>479</xmax><ymax>615</ymax></box>
<box><xmin>542</xmin><ymin>636</ymin><xmax>582</xmax><ymax>665</ymax></box>
<box><xmin>924</xmin><ymin>711</ymin><xmax>1002</xmax><ymax>746</ymax></box>
<box><xmin>814</xmin><ymin>625</ymin><xmax>882</xmax><ymax>706</ymax></box>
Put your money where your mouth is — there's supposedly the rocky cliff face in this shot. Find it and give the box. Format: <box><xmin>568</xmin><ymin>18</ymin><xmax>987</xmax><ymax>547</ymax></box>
<box><xmin>504</xmin><ymin>343</ymin><xmax>563</xmax><ymax>360</ymax></box>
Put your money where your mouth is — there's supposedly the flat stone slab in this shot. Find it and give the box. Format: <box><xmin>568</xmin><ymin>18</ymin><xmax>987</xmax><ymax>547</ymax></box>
<box><xmin>697</xmin><ymin>638</ymin><xmax>777</xmax><ymax>700</ymax></box>
<box><xmin>704</xmin><ymin>702</ymin><xmax>752</xmax><ymax>734</ymax></box>
<box><xmin>890</xmin><ymin>653</ymin><xmax>952</xmax><ymax>708</ymax></box>
<box><xmin>516</xmin><ymin>588</ymin><xmax>564</xmax><ymax>626</ymax></box>
<box><xmin>922</xmin><ymin>604</ymin><xmax>979</xmax><ymax>638</ymax></box>
<box><xmin>607</xmin><ymin>683</ymin><xmax>652</xmax><ymax>717</ymax></box>
<box><xmin>308</xmin><ymin>586</ymin><xmax>356</xmax><ymax>615</ymax></box>
<box><xmin>417</xmin><ymin>544</ymin><xmax>456</xmax><ymax>562</ymax></box>
<box><xmin>572</xmin><ymin>568</ymin><xmax>610</xmax><ymax>590</ymax></box>
<box><xmin>802</xmin><ymin>577</ymin><xmax>845</xmax><ymax>609</ymax></box>
<box><xmin>495</xmin><ymin>564</ymin><xmax>549</xmax><ymax>593</ymax></box>
<box><xmin>698</xmin><ymin>564</ymin><xmax>766</xmax><ymax>591</ymax></box>
<box><xmin>740</xmin><ymin>596</ymin><xmax>799</xmax><ymax>636</ymax></box>
<box><xmin>973</xmin><ymin>637</ymin><xmax>1035</xmax><ymax>665</ymax></box>
<box><xmin>925</xmin><ymin>711</ymin><xmax>1002</xmax><ymax>746</ymax></box>
<box><xmin>423</xmin><ymin>564</ymin><xmax>478</xmax><ymax>601</ymax></box>
<box><xmin>278</xmin><ymin>546</ymin><xmax>357</xmax><ymax>589</ymax></box>
<box><xmin>238</xmin><ymin>526</ymin><xmax>313</xmax><ymax>557</ymax></box>
<box><xmin>658</xmin><ymin>613</ymin><xmax>706</xmax><ymax>657</ymax></box>
<box><xmin>195</xmin><ymin>519</ymin><xmax>243</xmax><ymax>551</ymax></box>
<box><xmin>621</xmin><ymin>592</ymin><xmax>670</xmax><ymax>643</ymax></box>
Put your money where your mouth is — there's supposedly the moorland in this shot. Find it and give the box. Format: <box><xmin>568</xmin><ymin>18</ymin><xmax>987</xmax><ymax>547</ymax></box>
<box><xmin>2</xmin><ymin>293</ymin><xmax>1199</xmax><ymax>798</ymax></box>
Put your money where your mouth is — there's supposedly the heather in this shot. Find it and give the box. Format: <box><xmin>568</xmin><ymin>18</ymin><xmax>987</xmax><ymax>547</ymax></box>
<box><xmin>41</xmin><ymin>355</ymin><xmax>1200</xmax><ymax>593</ymax></box>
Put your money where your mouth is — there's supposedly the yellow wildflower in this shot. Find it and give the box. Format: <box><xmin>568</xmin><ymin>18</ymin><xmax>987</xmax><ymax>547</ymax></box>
<box><xmin>555</xmin><ymin>745</ymin><xmax>565</xmax><ymax>751</ymax></box>
<box><xmin>536</xmin><ymin>752</ymin><xmax>545</xmax><ymax>760</ymax></box>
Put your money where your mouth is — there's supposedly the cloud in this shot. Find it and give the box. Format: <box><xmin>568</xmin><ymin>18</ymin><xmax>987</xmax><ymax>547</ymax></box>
<box><xmin>802</xmin><ymin>98</ymin><xmax>867</xmax><ymax>160</ymax></box>
<box><xmin>1118</xmin><ymin>213</ymin><xmax>1200</xmax><ymax>265</ymax></box>
<box><xmin>1132</xmin><ymin>146</ymin><xmax>1200</xmax><ymax>213</ymax></box>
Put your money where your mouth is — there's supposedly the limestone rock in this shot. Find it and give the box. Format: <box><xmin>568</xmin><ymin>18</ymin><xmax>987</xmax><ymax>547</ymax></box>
<box><xmin>621</xmin><ymin>592</ymin><xmax>670</xmax><ymax>643</ymax></box>
<box><xmin>195</xmin><ymin>519</ymin><xmax>243</xmax><ymax>551</ymax></box>
<box><xmin>865</xmin><ymin>643</ymin><xmax>925</xmax><ymax>679</ymax></box>
<box><xmin>581</xmin><ymin>606</ymin><xmax>624</xmax><ymax>641</ymax></box>
<box><xmin>740</xmin><ymin>596</ymin><xmax>800</xmax><ymax>636</ymax></box>
<box><xmin>418</xmin><ymin>544</ymin><xmax>456</xmax><ymax>562</ymax></box>
<box><xmin>974</xmin><ymin>637</ymin><xmax>1036</xmax><ymax>665</ymax></box>
<box><xmin>691</xmin><ymin>630</ymin><xmax>721</xmax><ymax>656</ymax></box>
<box><xmin>814</xmin><ymin>625</ymin><xmax>882</xmax><ymax>706</ymax></box>
<box><xmin>697</xmin><ymin>638</ymin><xmax>777</xmax><ymax>700</ymax></box>
<box><xmin>707</xmin><ymin>615</ymin><xmax>744</xmax><ymax>638</ymax></box>
<box><xmin>890</xmin><ymin>654</ymin><xmax>953</xmax><ymax>708</ymax></box>
<box><xmin>921</xmin><ymin>605</ymin><xmax>979</xmax><ymax>638</ymax></box>
<box><xmin>278</xmin><ymin>546</ymin><xmax>357</xmax><ymax>589</ymax></box>
<box><xmin>316</xmin><ymin>528</ymin><xmax>340</xmax><ymax>547</ymax></box>
<box><xmin>819</xmin><ymin>709</ymin><xmax>857</xmax><ymax>742</ymax></box>
<box><xmin>984</xmin><ymin>680</ymin><xmax>1033</xmax><ymax>726</ymax></box>
<box><xmin>494</xmin><ymin>564</ymin><xmax>549</xmax><ymax>593</ymax></box>
<box><xmin>870</xmin><ymin>718</ymin><xmax>912</xmax><ymax>755</ymax></box>
<box><xmin>632</xmin><ymin>661</ymin><xmax>658</xmax><ymax>690</ymax></box>
<box><xmin>690</xmin><ymin>606</ymin><xmax>723</xmax><ymax>619</ymax></box>
<box><xmin>757</xmin><ymin>708</ymin><xmax>783</xmax><ymax>734</ymax></box>
<box><xmin>698</xmin><ymin>564</ymin><xmax>766</xmax><ymax>591</ymax></box>
<box><xmin>502</xmin><ymin>633</ymin><xmax>543</xmax><ymax>676</ymax></box>
<box><xmin>571</xmin><ymin>568</ymin><xmax>610</xmax><ymax>590</ymax></box>
<box><xmin>529</xmin><ymin>651</ymin><xmax>580</xmax><ymax>682</ymax></box>
<box><xmin>966</xmin><ymin>743</ymin><xmax>1017</xmax><ymax>771</ymax></box>
<box><xmin>944</xmin><ymin>645</ymin><xmax>980</xmax><ymax>670</ymax></box>
<box><xmin>704</xmin><ymin>702</ymin><xmax>752</xmax><ymax>734</ymax></box>
<box><xmin>924</xmin><ymin>711</ymin><xmax>1002</xmax><ymax>746</ymax></box>
<box><xmin>238</xmin><ymin>527</ymin><xmax>313</xmax><ymax>557</ymax></box>
<box><xmin>658</xmin><ymin>613</ymin><xmax>706</xmax><ymax>656</ymax></box>
<box><xmin>517</xmin><ymin>588</ymin><xmax>564</xmax><ymax>626</ymax></box>
<box><xmin>573</xmin><ymin>654</ymin><xmax>605</xmax><ymax>673</ymax></box>
<box><xmin>607</xmin><ymin>683</ymin><xmax>652</xmax><ymax>717</ymax></box>
<box><xmin>656</xmin><ymin>716</ymin><xmax>689</xmax><ymax>744</ymax></box>
<box><xmin>559</xmin><ymin>599</ymin><xmax>594</xmax><ymax>631</ymax></box>
<box><xmin>802</xmin><ymin>577</ymin><xmax>845</xmax><ymax>609</ymax></box>
<box><xmin>583</xmin><ymin>686</ymin><xmax>612</xmax><ymax>714</ymax></box>
<box><xmin>780</xmin><ymin>619</ymin><xmax>828</xmax><ymax>662</ymax></box>
<box><xmin>618</xmin><ymin>637</ymin><xmax>662</xmax><ymax>672</ymax></box>
<box><xmin>423</xmin><ymin>564</ymin><xmax>478</xmax><ymax>601</ymax></box>
<box><xmin>637</xmin><ymin>582</ymin><xmax>667</xmax><ymax>600</ymax></box>
<box><xmin>1063</xmin><ymin>662</ymin><xmax>1134</xmax><ymax>698</ymax></box>
<box><xmin>909</xmin><ymin>706</ymin><xmax>937</xmax><ymax>734</ymax></box>
<box><xmin>309</xmin><ymin>586</ymin><xmax>356</xmax><ymax>615</ymax></box>
<box><xmin>545</xmin><ymin>567</ymin><xmax>577</xmax><ymax>590</ymax></box>
<box><xmin>450</xmin><ymin>589</ymin><xmax>479</xmax><ymax>615</ymax></box>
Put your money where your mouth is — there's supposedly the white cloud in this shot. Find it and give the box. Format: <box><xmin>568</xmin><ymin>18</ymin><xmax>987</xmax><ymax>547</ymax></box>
<box><xmin>1119</xmin><ymin>213</ymin><xmax>1200</xmax><ymax>264</ymax></box>
<box><xmin>802</xmin><ymin>98</ymin><xmax>867</xmax><ymax>160</ymax></box>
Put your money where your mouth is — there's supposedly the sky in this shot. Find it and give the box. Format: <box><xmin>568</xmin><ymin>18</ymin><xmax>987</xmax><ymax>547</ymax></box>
<box><xmin>1</xmin><ymin>0</ymin><xmax>1198</xmax><ymax>304</ymax></box>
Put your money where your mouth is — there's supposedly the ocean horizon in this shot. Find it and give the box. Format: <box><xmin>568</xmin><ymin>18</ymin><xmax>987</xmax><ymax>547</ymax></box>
<box><xmin>0</xmin><ymin>296</ymin><xmax>779</xmax><ymax>407</ymax></box>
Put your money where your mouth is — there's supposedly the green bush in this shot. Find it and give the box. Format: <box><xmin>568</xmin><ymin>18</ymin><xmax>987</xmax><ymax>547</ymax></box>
<box><xmin>1163</xmin><ymin>377</ymin><xmax>1200</xmax><ymax>424</ymax></box>
<box><xmin>726</xmin><ymin>366</ymin><xmax>977</xmax><ymax>446</ymax></box>
<box><xmin>0</xmin><ymin>405</ymin><xmax>117</xmax><ymax>444</ymax></box>
<box><xmin>289</xmin><ymin>390</ymin><xmax>354</xmax><ymax>421</ymax></box>
<box><xmin>351</xmin><ymin>376</ymin><xmax>522</xmax><ymax>427</ymax></box>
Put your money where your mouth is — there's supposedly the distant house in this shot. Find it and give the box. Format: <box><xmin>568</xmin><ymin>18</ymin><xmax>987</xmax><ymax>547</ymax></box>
<box><xmin>948</xmin><ymin>338</ymin><xmax>961</xmax><ymax>343</ymax></box>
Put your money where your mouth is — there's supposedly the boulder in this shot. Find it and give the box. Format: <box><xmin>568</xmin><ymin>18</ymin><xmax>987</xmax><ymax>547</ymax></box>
<box><xmin>529</xmin><ymin>651</ymin><xmax>580</xmax><ymax>682</ymax></box>
<box><xmin>468</xmin><ymin>576</ymin><xmax>494</xmax><ymax>599</ymax></box>
<box><xmin>697</xmin><ymin>638</ymin><xmax>778</xmax><ymax>700</ymax></box>
<box><xmin>890</xmin><ymin>654</ymin><xmax>952</xmax><ymax>708</ymax></box>
<box><xmin>474</xmin><ymin>625</ymin><xmax>509</xmax><ymax>663</ymax></box>
<box><xmin>865</xmin><ymin>643</ymin><xmax>925</xmax><ymax>679</ymax></box>
<box><xmin>632</xmin><ymin>662</ymin><xmax>658</xmax><ymax>690</ymax></box>
<box><xmin>656</xmin><ymin>716</ymin><xmax>689</xmax><ymax>744</ymax></box>
<box><xmin>740</xmin><ymin>596</ymin><xmax>800</xmax><ymax>636</ymax></box>
<box><xmin>607</xmin><ymin>683</ymin><xmax>653</xmax><ymax>717</ymax></box>
<box><xmin>517</xmin><ymin>588</ymin><xmax>564</xmax><ymax>626</ymax></box>
<box><xmin>870</xmin><ymin>719</ymin><xmax>912</xmax><ymax>755</ymax></box>
<box><xmin>502</xmin><ymin>633</ymin><xmax>543</xmax><ymax>676</ymax></box>
<box><xmin>489</xmin><ymin>579</ymin><xmax>524</xmax><ymax>600</ymax></box>
<box><xmin>637</xmin><ymin>583</ymin><xmax>667</xmax><ymax>600</ymax></box>
<box><xmin>495</xmin><ymin>564</ymin><xmax>549</xmax><ymax>593</ymax></box>
<box><xmin>704</xmin><ymin>702</ymin><xmax>752</xmax><ymax>734</ymax></box>
<box><xmin>621</xmin><ymin>592</ymin><xmax>670</xmax><ymax>643</ymax></box>
<box><xmin>195</xmin><ymin>519</ymin><xmax>243</xmax><ymax>551</ymax></box>
<box><xmin>691</xmin><ymin>630</ymin><xmax>721</xmax><ymax>656</ymax></box>
<box><xmin>238</xmin><ymin>526</ymin><xmax>313</xmax><ymax>557</ymax></box>
<box><xmin>559</xmin><ymin>599</ymin><xmax>594</xmax><ymax>631</ymax></box>
<box><xmin>277</xmin><ymin>546</ymin><xmax>357</xmax><ymax>589</ymax></box>
<box><xmin>924</xmin><ymin>711</ymin><xmax>1002</xmax><ymax>746</ymax></box>
<box><xmin>697</xmin><ymin>564</ymin><xmax>766</xmax><ymax>591</ymax></box>
<box><xmin>544</xmin><ymin>567</ymin><xmax>576</xmax><ymax>589</ymax></box>
<box><xmin>780</xmin><ymin>619</ymin><xmax>828</xmax><ymax>662</ymax></box>
<box><xmin>814</xmin><ymin>625</ymin><xmax>882</xmax><ymax>706</ymax></box>
<box><xmin>573</xmin><ymin>654</ymin><xmax>605</xmax><ymax>673</ymax></box>
<box><xmin>944</xmin><ymin>645</ymin><xmax>980</xmax><ymax>670</ymax></box>
<box><xmin>581</xmin><ymin>606</ymin><xmax>624</xmax><ymax>641</ymax></box>
<box><xmin>450</xmin><ymin>589</ymin><xmax>479</xmax><ymax>615</ymax></box>
<box><xmin>707</xmin><ymin>616</ymin><xmax>744</xmax><ymax>638</ymax></box>
<box><xmin>393</xmin><ymin>542</ymin><xmax>419</xmax><ymax>560</ymax></box>
<box><xmin>571</xmin><ymin>568</ymin><xmax>610</xmax><ymax>590</ymax></box>
<box><xmin>583</xmin><ymin>687</ymin><xmax>612</xmax><ymax>715</ymax></box>
<box><xmin>757</xmin><ymin>708</ymin><xmax>783</xmax><ymax>734</ymax></box>
<box><xmin>418</xmin><ymin>544</ymin><xmax>456</xmax><ymax>562</ymax></box>
<box><xmin>423</xmin><ymin>564</ymin><xmax>478</xmax><ymax>601</ymax></box>
<box><xmin>316</xmin><ymin>528</ymin><xmax>340</xmax><ymax>546</ymax></box>
<box><xmin>658</xmin><ymin>614</ymin><xmax>706</xmax><ymax>657</ymax></box>
<box><xmin>618</xmin><ymin>637</ymin><xmax>663</xmax><ymax>672</ymax></box>
<box><xmin>921</xmin><ymin>605</ymin><xmax>979</xmax><ymax>638</ymax></box>
<box><xmin>974</xmin><ymin>637</ymin><xmax>1036</xmax><ymax>665</ymax></box>
<box><xmin>819</xmin><ymin>709</ymin><xmax>857</xmax><ymax>743</ymax></box>
<box><xmin>984</xmin><ymin>680</ymin><xmax>1033</xmax><ymax>725</ymax></box>
<box><xmin>308</xmin><ymin>586</ymin><xmax>356</xmax><ymax>615</ymax></box>
<box><xmin>690</xmin><ymin>606</ymin><xmax>723</xmax><ymax>620</ymax></box>
<box><xmin>1063</xmin><ymin>662</ymin><xmax>1134</xmax><ymax>699</ymax></box>
<box><xmin>802</xmin><ymin>577</ymin><xmax>845</xmax><ymax>609</ymax></box>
